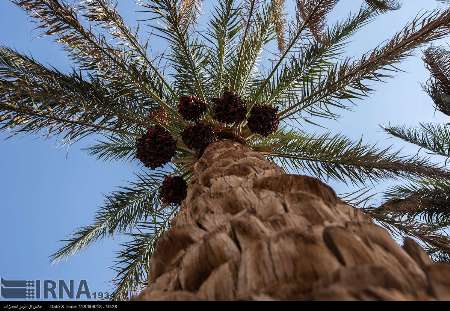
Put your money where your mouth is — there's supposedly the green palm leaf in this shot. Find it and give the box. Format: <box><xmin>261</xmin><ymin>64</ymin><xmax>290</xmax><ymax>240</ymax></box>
<box><xmin>51</xmin><ymin>171</ymin><xmax>167</xmax><ymax>262</ymax></box>
<box><xmin>256</xmin><ymin>129</ymin><xmax>450</xmax><ymax>184</ymax></box>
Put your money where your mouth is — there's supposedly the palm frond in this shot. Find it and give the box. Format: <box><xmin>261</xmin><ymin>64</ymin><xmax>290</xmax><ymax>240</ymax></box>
<box><xmin>279</xmin><ymin>8</ymin><xmax>450</xmax><ymax>120</ymax></box>
<box><xmin>13</xmin><ymin>0</ymin><xmax>173</xmax><ymax>113</ymax></box>
<box><xmin>251</xmin><ymin>0</ymin><xmax>336</xmax><ymax>104</ymax></box>
<box><xmin>79</xmin><ymin>0</ymin><xmax>176</xmax><ymax>99</ymax></box>
<box><xmin>144</xmin><ymin>0</ymin><xmax>208</xmax><ymax>102</ymax></box>
<box><xmin>205</xmin><ymin>0</ymin><xmax>242</xmax><ymax>96</ymax></box>
<box><xmin>227</xmin><ymin>0</ymin><xmax>275</xmax><ymax>95</ymax></box>
<box><xmin>296</xmin><ymin>0</ymin><xmax>338</xmax><ymax>42</ymax></box>
<box><xmin>51</xmin><ymin>171</ymin><xmax>167</xmax><ymax>262</ymax></box>
<box><xmin>340</xmin><ymin>186</ymin><xmax>378</xmax><ymax>208</ymax></box>
<box><xmin>381</xmin><ymin>178</ymin><xmax>450</xmax><ymax>224</ymax></box>
<box><xmin>85</xmin><ymin>134</ymin><xmax>137</xmax><ymax>162</ymax></box>
<box><xmin>179</xmin><ymin>0</ymin><xmax>203</xmax><ymax>27</ymax></box>
<box><xmin>255</xmin><ymin>129</ymin><xmax>450</xmax><ymax>184</ymax></box>
<box><xmin>229</xmin><ymin>0</ymin><xmax>258</xmax><ymax>93</ymax></box>
<box><xmin>384</xmin><ymin>123</ymin><xmax>450</xmax><ymax>158</ymax></box>
<box><xmin>272</xmin><ymin>0</ymin><xmax>286</xmax><ymax>52</ymax></box>
<box><xmin>258</xmin><ymin>6</ymin><xmax>376</xmax><ymax>109</ymax></box>
<box><xmin>364</xmin><ymin>0</ymin><xmax>400</xmax><ymax>12</ymax></box>
<box><xmin>0</xmin><ymin>47</ymin><xmax>140</xmax><ymax>141</ymax></box>
<box><xmin>111</xmin><ymin>212</ymin><xmax>176</xmax><ymax>300</ymax></box>
<box><xmin>367</xmin><ymin>208</ymin><xmax>450</xmax><ymax>262</ymax></box>
<box><xmin>423</xmin><ymin>46</ymin><xmax>450</xmax><ymax>116</ymax></box>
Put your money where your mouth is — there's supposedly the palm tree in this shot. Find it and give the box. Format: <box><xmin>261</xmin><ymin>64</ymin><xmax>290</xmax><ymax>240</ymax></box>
<box><xmin>376</xmin><ymin>46</ymin><xmax>450</xmax><ymax>263</ymax></box>
<box><xmin>2</xmin><ymin>0</ymin><xmax>450</xmax><ymax>300</ymax></box>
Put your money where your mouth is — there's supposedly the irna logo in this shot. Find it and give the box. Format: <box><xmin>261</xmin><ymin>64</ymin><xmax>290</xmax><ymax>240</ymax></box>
<box><xmin>0</xmin><ymin>278</ymin><xmax>108</xmax><ymax>300</ymax></box>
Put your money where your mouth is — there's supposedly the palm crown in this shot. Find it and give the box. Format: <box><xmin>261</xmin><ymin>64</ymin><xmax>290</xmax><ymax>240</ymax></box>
<box><xmin>2</xmin><ymin>0</ymin><xmax>450</xmax><ymax>300</ymax></box>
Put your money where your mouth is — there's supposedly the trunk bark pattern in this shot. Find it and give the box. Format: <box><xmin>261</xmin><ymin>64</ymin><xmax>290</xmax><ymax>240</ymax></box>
<box><xmin>136</xmin><ymin>140</ymin><xmax>450</xmax><ymax>300</ymax></box>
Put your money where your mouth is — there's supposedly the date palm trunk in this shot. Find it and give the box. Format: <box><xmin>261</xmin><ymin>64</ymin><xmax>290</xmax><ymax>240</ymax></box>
<box><xmin>137</xmin><ymin>140</ymin><xmax>450</xmax><ymax>301</ymax></box>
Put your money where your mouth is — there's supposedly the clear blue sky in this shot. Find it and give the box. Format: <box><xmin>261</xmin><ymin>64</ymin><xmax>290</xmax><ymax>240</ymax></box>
<box><xmin>0</xmin><ymin>0</ymin><xmax>448</xmax><ymax>297</ymax></box>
